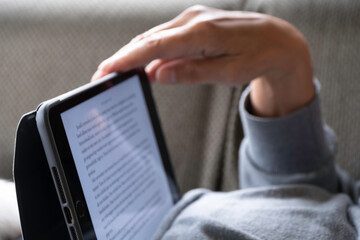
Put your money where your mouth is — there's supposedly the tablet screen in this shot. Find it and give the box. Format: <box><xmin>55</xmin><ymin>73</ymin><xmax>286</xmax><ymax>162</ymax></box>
<box><xmin>60</xmin><ymin>75</ymin><xmax>174</xmax><ymax>240</ymax></box>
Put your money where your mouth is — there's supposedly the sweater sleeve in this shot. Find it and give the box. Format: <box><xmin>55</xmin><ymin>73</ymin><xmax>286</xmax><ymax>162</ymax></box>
<box><xmin>239</xmin><ymin>79</ymin><xmax>339</xmax><ymax>193</ymax></box>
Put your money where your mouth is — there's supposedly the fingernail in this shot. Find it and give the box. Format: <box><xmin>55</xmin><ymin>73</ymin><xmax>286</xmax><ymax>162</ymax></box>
<box><xmin>91</xmin><ymin>70</ymin><xmax>103</xmax><ymax>82</ymax></box>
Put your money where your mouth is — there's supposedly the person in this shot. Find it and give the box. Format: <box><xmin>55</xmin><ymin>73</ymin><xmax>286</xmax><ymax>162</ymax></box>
<box><xmin>92</xmin><ymin>5</ymin><xmax>360</xmax><ymax>240</ymax></box>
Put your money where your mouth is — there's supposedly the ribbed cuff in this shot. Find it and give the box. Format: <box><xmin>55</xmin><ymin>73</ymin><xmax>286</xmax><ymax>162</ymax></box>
<box><xmin>239</xmin><ymin>79</ymin><xmax>338</xmax><ymax>192</ymax></box>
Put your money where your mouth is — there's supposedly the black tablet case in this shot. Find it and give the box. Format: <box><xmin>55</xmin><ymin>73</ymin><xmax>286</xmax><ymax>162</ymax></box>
<box><xmin>14</xmin><ymin>111</ymin><xmax>70</xmax><ymax>239</ymax></box>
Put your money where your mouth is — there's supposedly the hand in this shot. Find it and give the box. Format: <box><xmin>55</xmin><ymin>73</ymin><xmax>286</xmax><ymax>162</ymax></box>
<box><xmin>92</xmin><ymin>5</ymin><xmax>315</xmax><ymax>117</ymax></box>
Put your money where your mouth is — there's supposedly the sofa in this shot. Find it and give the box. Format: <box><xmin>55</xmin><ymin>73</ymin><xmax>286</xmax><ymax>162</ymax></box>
<box><xmin>0</xmin><ymin>0</ymin><xmax>359</xmax><ymax>238</ymax></box>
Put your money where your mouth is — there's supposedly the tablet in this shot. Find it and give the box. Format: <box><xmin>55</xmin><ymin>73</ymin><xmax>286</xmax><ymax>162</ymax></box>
<box><xmin>36</xmin><ymin>69</ymin><xmax>180</xmax><ymax>240</ymax></box>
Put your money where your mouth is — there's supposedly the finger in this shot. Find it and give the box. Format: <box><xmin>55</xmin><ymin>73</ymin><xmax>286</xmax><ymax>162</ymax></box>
<box><xmin>90</xmin><ymin>59</ymin><xmax>164</xmax><ymax>83</ymax></box>
<box><xmin>130</xmin><ymin>15</ymin><xmax>190</xmax><ymax>43</ymax></box>
<box><xmin>145</xmin><ymin>59</ymin><xmax>169</xmax><ymax>83</ymax></box>
<box><xmin>154</xmin><ymin>56</ymin><xmax>251</xmax><ymax>85</ymax></box>
<box><xmin>97</xmin><ymin>25</ymin><xmax>221</xmax><ymax>76</ymax></box>
<box><xmin>91</xmin><ymin>69</ymin><xmax>108</xmax><ymax>82</ymax></box>
<box><xmin>130</xmin><ymin>5</ymin><xmax>212</xmax><ymax>44</ymax></box>
<box><xmin>130</xmin><ymin>22</ymin><xmax>175</xmax><ymax>44</ymax></box>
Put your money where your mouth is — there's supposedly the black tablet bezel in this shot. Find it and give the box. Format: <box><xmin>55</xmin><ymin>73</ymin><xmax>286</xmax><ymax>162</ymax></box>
<box><xmin>48</xmin><ymin>69</ymin><xmax>180</xmax><ymax>239</ymax></box>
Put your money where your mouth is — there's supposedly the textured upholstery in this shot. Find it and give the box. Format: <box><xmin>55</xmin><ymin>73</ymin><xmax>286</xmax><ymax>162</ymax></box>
<box><xmin>1</xmin><ymin>0</ymin><xmax>359</xmax><ymax>196</ymax></box>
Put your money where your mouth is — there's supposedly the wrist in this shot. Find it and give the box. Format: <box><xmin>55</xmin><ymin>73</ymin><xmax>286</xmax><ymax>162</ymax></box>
<box><xmin>250</xmin><ymin>19</ymin><xmax>315</xmax><ymax>117</ymax></box>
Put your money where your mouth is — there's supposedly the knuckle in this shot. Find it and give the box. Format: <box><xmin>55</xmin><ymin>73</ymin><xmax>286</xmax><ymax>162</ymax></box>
<box><xmin>189</xmin><ymin>20</ymin><xmax>217</xmax><ymax>41</ymax></box>
<box><xmin>190</xmin><ymin>20</ymin><xmax>208</xmax><ymax>34</ymax></box>
<box><xmin>199</xmin><ymin>19</ymin><xmax>215</xmax><ymax>31</ymax></box>
<box><xmin>144</xmin><ymin>35</ymin><xmax>163</xmax><ymax>49</ymax></box>
<box><xmin>183</xmin><ymin>5</ymin><xmax>208</xmax><ymax>17</ymax></box>
<box><xmin>131</xmin><ymin>34</ymin><xmax>144</xmax><ymax>41</ymax></box>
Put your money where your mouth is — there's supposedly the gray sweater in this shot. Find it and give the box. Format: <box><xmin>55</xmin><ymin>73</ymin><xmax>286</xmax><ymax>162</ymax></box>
<box><xmin>154</xmin><ymin>80</ymin><xmax>360</xmax><ymax>240</ymax></box>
